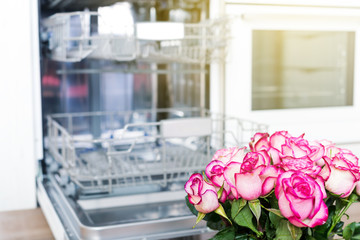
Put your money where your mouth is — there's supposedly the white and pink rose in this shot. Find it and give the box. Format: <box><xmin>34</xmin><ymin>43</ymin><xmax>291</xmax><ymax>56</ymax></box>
<box><xmin>184</xmin><ymin>173</ymin><xmax>219</xmax><ymax>213</ymax></box>
<box><xmin>275</xmin><ymin>171</ymin><xmax>328</xmax><ymax>228</ymax></box>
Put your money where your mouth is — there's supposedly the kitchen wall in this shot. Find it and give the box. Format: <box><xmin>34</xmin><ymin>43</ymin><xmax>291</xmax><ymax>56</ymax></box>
<box><xmin>0</xmin><ymin>0</ymin><xmax>42</xmax><ymax>211</ymax></box>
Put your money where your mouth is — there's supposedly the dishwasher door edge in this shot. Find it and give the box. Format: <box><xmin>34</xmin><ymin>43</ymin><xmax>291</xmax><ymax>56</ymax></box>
<box><xmin>37</xmin><ymin>177</ymin><xmax>72</xmax><ymax>240</ymax></box>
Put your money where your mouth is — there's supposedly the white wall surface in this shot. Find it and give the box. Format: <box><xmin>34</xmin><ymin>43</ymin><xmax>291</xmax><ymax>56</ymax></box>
<box><xmin>0</xmin><ymin>0</ymin><xmax>42</xmax><ymax>211</ymax></box>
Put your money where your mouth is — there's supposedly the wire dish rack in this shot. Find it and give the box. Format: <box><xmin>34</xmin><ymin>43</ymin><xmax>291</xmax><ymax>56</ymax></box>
<box><xmin>43</xmin><ymin>11</ymin><xmax>137</xmax><ymax>62</ymax></box>
<box><xmin>136</xmin><ymin>18</ymin><xmax>231</xmax><ymax>64</ymax></box>
<box><xmin>42</xmin><ymin>10</ymin><xmax>231</xmax><ymax>63</ymax></box>
<box><xmin>47</xmin><ymin>108</ymin><xmax>267</xmax><ymax>194</ymax></box>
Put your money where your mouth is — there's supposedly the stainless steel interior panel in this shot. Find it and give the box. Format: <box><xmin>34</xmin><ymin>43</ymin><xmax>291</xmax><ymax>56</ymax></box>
<box><xmin>38</xmin><ymin>175</ymin><xmax>213</xmax><ymax>240</ymax></box>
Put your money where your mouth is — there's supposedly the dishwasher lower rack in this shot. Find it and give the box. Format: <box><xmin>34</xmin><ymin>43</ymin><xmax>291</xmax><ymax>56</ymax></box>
<box><xmin>46</xmin><ymin>108</ymin><xmax>267</xmax><ymax>195</ymax></box>
<box><xmin>37</xmin><ymin>174</ymin><xmax>216</xmax><ymax>240</ymax></box>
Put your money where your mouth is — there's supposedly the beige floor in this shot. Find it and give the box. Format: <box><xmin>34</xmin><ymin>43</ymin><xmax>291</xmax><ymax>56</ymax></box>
<box><xmin>0</xmin><ymin>208</ymin><xmax>54</xmax><ymax>240</ymax></box>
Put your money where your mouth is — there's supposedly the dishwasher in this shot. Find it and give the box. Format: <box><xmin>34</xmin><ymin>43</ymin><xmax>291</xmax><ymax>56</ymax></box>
<box><xmin>37</xmin><ymin>1</ymin><xmax>267</xmax><ymax>239</ymax></box>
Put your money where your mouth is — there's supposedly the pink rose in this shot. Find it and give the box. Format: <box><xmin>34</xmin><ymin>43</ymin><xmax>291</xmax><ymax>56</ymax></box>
<box><xmin>184</xmin><ymin>173</ymin><xmax>219</xmax><ymax>213</ymax></box>
<box><xmin>308</xmin><ymin>141</ymin><xmax>325</xmax><ymax>162</ymax></box>
<box><xmin>268</xmin><ymin>131</ymin><xmax>295</xmax><ymax>164</ymax></box>
<box><xmin>275</xmin><ymin>171</ymin><xmax>328</xmax><ymax>228</ymax></box>
<box><xmin>223</xmin><ymin>150</ymin><xmax>279</xmax><ymax>200</ymax></box>
<box><xmin>281</xmin><ymin>156</ymin><xmax>321</xmax><ymax>176</ymax></box>
<box><xmin>250</xmin><ymin>132</ymin><xmax>281</xmax><ymax>164</ymax></box>
<box><xmin>269</xmin><ymin>131</ymin><xmax>325</xmax><ymax>164</ymax></box>
<box><xmin>281</xmin><ymin>136</ymin><xmax>311</xmax><ymax>159</ymax></box>
<box><xmin>211</xmin><ymin>146</ymin><xmax>246</xmax><ymax>164</ymax></box>
<box><xmin>321</xmin><ymin>152</ymin><xmax>360</xmax><ymax>198</ymax></box>
<box><xmin>249</xmin><ymin>132</ymin><xmax>270</xmax><ymax>152</ymax></box>
<box><xmin>319</xmin><ymin>140</ymin><xmax>341</xmax><ymax>158</ymax></box>
<box><xmin>269</xmin><ymin>131</ymin><xmax>294</xmax><ymax>151</ymax></box>
<box><xmin>205</xmin><ymin>160</ymin><xmax>230</xmax><ymax>202</ymax></box>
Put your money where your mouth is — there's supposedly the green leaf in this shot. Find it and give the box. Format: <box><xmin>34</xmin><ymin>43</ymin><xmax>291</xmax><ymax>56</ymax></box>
<box><xmin>215</xmin><ymin>204</ymin><xmax>232</xmax><ymax>225</ymax></box>
<box><xmin>185</xmin><ymin>195</ymin><xmax>198</xmax><ymax>216</ymax></box>
<box><xmin>343</xmin><ymin>222</ymin><xmax>356</xmax><ymax>240</ymax></box>
<box><xmin>275</xmin><ymin>219</ymin><xmax>301</xmax><ymax>240</ymax></box>
<box><xmin>249</xmin><ymin>199</ymin><xmax>261</xmax><ymax>226</ymax></box>
<box><xmin>333</xmin><ymin>221</ymin><xmax>344</xmax><ymax>234</ymax></box>
<box><xmin>343</xmin><ymin>222</ymin><xmax>360</xmax><ymax>240</ymax></box>
<box><xmin>207</xmin><ymin>217</ymin><xmax>226</xmax><ymax>231</ymax></box>
<box><xmin>217</xmin><ymin>184</ymin><xmax>224</xmax><ymax>200</ymax></box>
<box><xmin>231</xmin><ymin>198</ymin><xmax>247</xmax><ymax>219</ymax></box>
<box><xmin>265</xmin><ymin>216</ymin><xmax>276</xmax><ymax>239</ymax></box>
<box><xmin>209</xmin><ymin>227</ymin><xmax>235</xmax><ymax>240</ymax></box>
<box><xmin>263</xmin><ymin>207</ymin><xmax>284</xmax><ymax>218</ymax></box>
<box><xmin>268</xmin><ymin>192</ymin><xmax>279</xmax><ymax>209</ymax></box>
<box><xmin>287</xmin><ymin>221</ymin><xmax>302</xmax><ymax>240</ymax></box>
<box><xmin>235</xmin><ymin>235</ymin><xmax>252</xmax><ymax>240</ymax></box>
<box><xmin>269</xmin><ymin>211</ymin><xmax>283</xmax><ymax>228</ymax></box>
<box><xmin>193</xmin><ymin>212</ymin><xmax>206</xmax><ymax>228</ymax></box>
<box><xmin>232</xmin><ymin>204</ymin><xmax>262</xmax><ymax>237</ymax></box>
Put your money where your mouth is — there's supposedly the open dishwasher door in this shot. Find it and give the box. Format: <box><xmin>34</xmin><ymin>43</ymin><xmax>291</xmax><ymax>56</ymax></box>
<box><xmin>37</xmin><ymin>108</ymin><xmax>266</xmax><ymax>239</ymax></box>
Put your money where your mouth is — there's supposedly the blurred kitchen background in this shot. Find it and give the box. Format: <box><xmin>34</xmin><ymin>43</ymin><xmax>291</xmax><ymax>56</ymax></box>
<box><xmin>2</xmin><ymin>0</ymin><xmax>360</xmax><ymax>239</ymax></box>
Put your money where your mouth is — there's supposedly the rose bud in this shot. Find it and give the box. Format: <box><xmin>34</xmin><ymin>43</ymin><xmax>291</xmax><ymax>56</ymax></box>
<box><xmin>184</xmin><ymin>173</ymin><xmax>219</xmax><ymax>213</ymax></box>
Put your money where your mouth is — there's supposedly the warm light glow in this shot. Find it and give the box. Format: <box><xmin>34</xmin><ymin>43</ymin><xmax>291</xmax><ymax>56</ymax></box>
<box><xmin>136</xmin><ymin>22</ymin><xmax>185</xmax><ymax>40</ymax></box>
<box><xmin>98</xmin><ymin>2</ymin><xmax>134</xmax><ymax>36</ymax></box>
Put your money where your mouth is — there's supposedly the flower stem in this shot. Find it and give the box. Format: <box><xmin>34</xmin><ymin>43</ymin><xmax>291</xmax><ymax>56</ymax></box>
<box><xmin>327</xmin><ymin>194</ymin><xmax>358</xmax><ymax>238</ymax></box>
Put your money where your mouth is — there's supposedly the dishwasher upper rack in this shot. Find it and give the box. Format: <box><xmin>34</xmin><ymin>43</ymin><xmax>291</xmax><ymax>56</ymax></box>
<box><xmin>47</xmin><ymin>108</ymin><xmax>267</xmax><ymax>194</ymax></box>
<box><xmin>42</xmin><ymin>10</ymin><xmax>231</xmax><ymax>63</ymax></box>
<box><xmin>43</xmin><ymin>11</ymin><xmax>137</xmax><ymax>62</ymax></box>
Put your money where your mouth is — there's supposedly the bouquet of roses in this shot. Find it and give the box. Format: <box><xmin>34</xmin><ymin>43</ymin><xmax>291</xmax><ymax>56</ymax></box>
<box><xmin>185</xmin><ymin>131</ymin><xmax>360</xmax><ymax>240</ymax></box>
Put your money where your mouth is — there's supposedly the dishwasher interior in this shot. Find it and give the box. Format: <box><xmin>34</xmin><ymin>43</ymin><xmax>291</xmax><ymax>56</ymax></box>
<box><xmin>40</xmin><ymin>108</ymin><xmax>266</xmax><ymax>239</ymax></box>
<box><xmin>37</xmin><ymin>0</ymin><xmax>267</xmax><ymax>239</ymax></box>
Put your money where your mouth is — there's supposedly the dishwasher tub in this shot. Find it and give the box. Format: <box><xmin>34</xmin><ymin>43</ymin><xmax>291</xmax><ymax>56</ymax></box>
<box><xmin>41</xmin><ymin>108</ymin><xmax>267</xmax><ymax>239</ymax></box>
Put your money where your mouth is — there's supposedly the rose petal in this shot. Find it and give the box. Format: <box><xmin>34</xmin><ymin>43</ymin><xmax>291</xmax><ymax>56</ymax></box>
<box><xmin>250</xmin><ymin>132</ymin><xmax>270</xmax><ymax>152</ymax></box>
<box><xmin>270</xmin><ymin>131</ymin><xmax>289</xmax><ymax>151</ymax></box>
<box><xmin>318</xmin><ymin>158</ymin><xmax>331</xmax><ymax>181</ymax></box>
<box><xmin>188</xmin><ymin>195</ymin><xmax>201</xmax><ymax>205</ymax></box>
<box><xmin>230</xmin><ymin>147</ymin><xmax>247</xmax><ymax>163</ymax></box>
<box><xmin>194</xmin><ymin>189</ymin><xmax>219</xmax><ymax>213</ymax></box>
<box><xmin>268</xmin><ymin>147</ymin><xmax>281</xmax><ymax>164</ymax></box>
<box><xmin>308</xmin><ymin>141</ymin><xmax>325</xmax><ymax>162</ymax></box>
<box><xmin>223</xmin><ymin>162</ymin><xmax>241</xmax><ymax>199</ymax></box>
<box><xmin>289</xmin><ymin>197</ymin><xmax>313</xmax><ymax>220</ymax></box>
<box><xmin>260</xmin><ymin>165</ymin><xmax>283</xmax><ymax>196</ymax></box>
<box><xmin>184</xmin><ymin>173</ymin><xmax>202</xmax><ymax>195</ymax></box>
<box><xmin>288</xmin><ymin>217</ymin><xmax>307</xmax><ymax>228</ymax></box>
<box><xmin>262</xmin><ymin>177</ymin><xmax>276</xmax><ymax>196</ymax></box>
<box><xmin>277</xmin><ymin>190</ymin><xmax>294</xmax><ymax>219</ymax></box>
<box><xmin>326</xmin><ymin>167</ymin><xmax>357</xmax><ymax>197</ymax></box>
<box><xmin>301</xmin><ymin>201</ymin><xmax>328</xmax><ymax>228</ymax></box>
<box><xmin>235</xmin><ymin>172</ymin><xmax>262</xmax><ymax>200</ymax></box>
<box><xmin>205</xmin><ymin>160</ymin><xmax>226</xmax><ymax>187</ymax></box>
<box><xmin>356</xmin><ymin>181</ymin><xmax>360</xmax><ymax>196</ymax></box>
<box><xmin>314</xmin><ymin>176</ymin><xmax>327</xmax><ymax>199</ymax></box>
<box><xmin>223</xmin><ymin>162</ymin><xmax>241</xmax><ymax>189</ymax></box>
